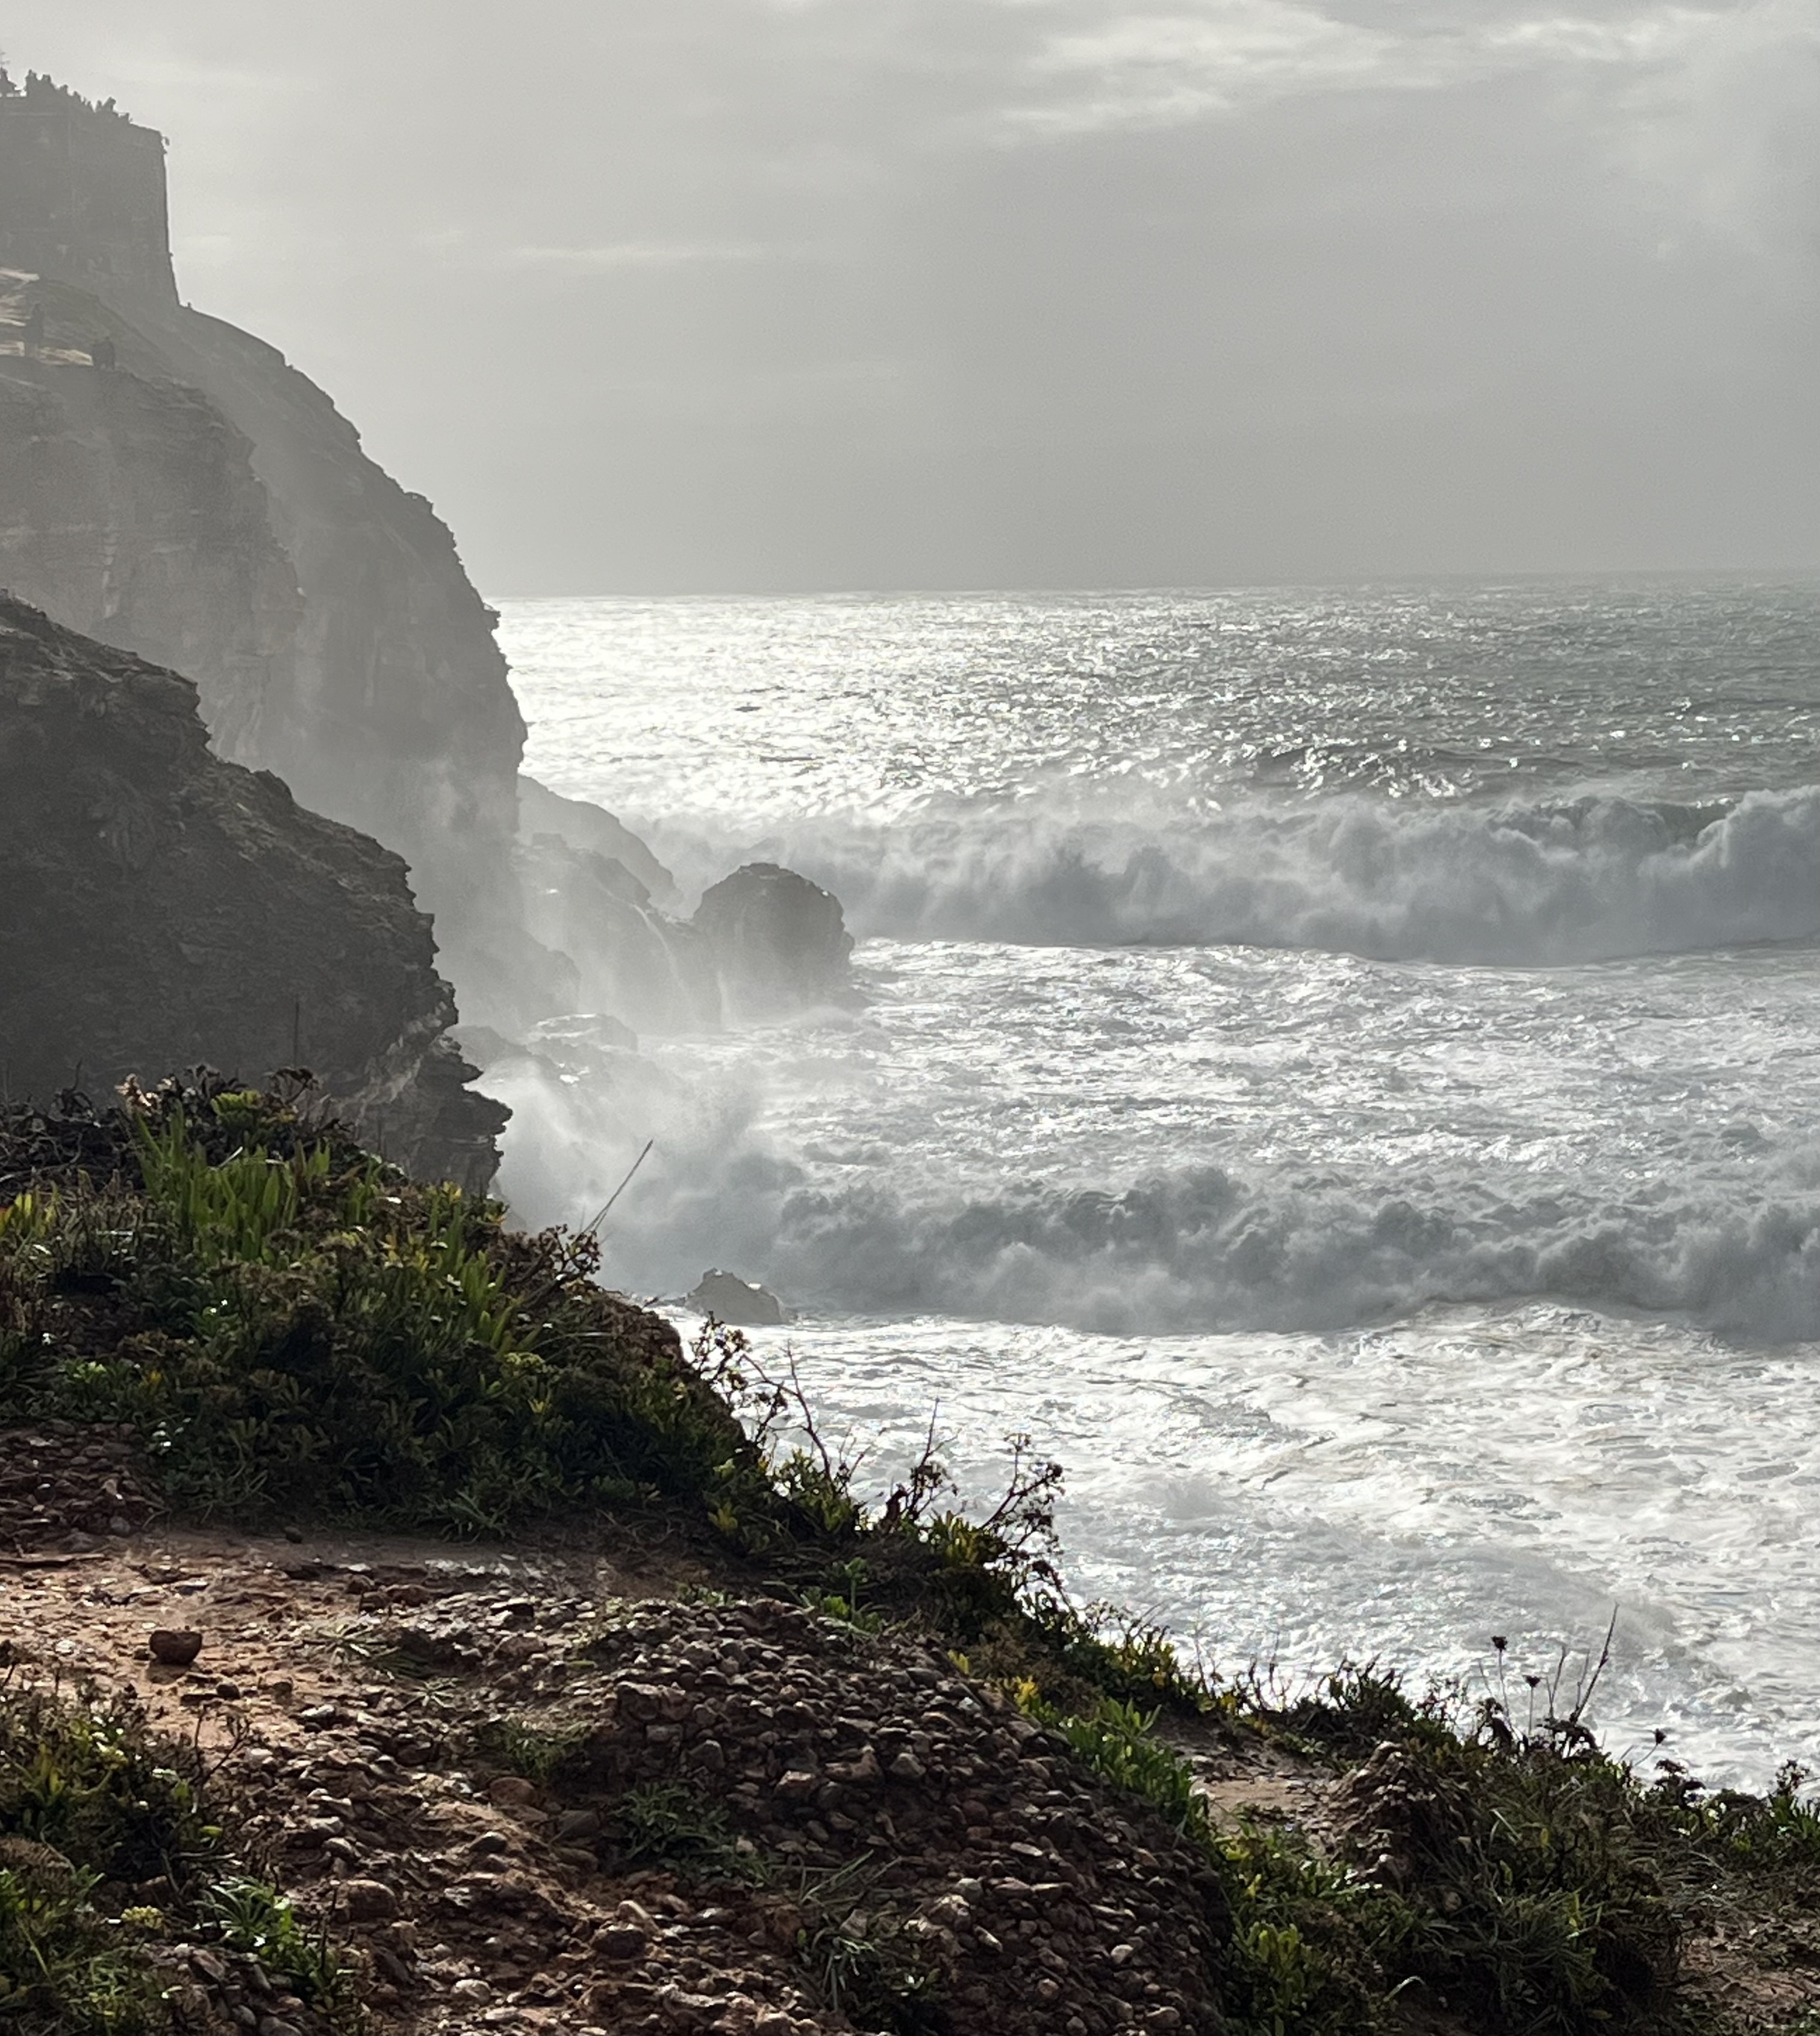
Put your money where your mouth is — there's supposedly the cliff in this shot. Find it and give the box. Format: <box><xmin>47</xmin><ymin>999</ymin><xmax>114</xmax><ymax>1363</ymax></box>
<box><xmin>0</xmin><ymin>595</ymin><xmax>503</xmax><ymax>1188</ymax></box>
<box><xmin>0</xmin><ymin>79</ymin><xmax>850</xmax><ymax>1051</ymax></box>
<box><xmin>0</xmin><ymin>259</ymin><xmax>555</xmax><ymax>1031</ymax></box>
<box><xmin>0</xmin><ymin>276</ymin><xmax>302</xmax><ymax>759</ymax></box>
<box><xmin>0</xmin><ymin>77</ymin><xmax>550</xmax><ymax>1030</ymax></box>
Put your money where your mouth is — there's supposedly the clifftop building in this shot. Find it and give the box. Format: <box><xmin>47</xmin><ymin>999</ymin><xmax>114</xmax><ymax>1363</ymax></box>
<box><xmin>0</xmin><ymin>72</ymin><xmax>178</xmax><ymax>314</ymax></box>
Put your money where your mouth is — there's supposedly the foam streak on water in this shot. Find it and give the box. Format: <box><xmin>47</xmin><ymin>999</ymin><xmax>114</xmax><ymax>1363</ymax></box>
<box><xmin>497</xmin><ymin>582</ymin><xmax>1820</xmax><ymax>1787</ymax></box>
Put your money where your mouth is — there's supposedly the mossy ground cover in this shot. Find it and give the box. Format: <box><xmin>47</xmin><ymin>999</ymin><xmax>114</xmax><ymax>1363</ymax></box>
<box><xmin>1</xmin><ymin>1078</ymin><xmax>1816</xmax><ymax>2035</ymax></box>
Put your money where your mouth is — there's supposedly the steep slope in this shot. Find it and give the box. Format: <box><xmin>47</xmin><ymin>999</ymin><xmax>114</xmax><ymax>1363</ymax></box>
<box><xmin>0</xmin><ymin>275</ymin><xmax>302</xmax><ymax>759</ymax></box>
<box><xmin>0</xmin><ymin>594</ymin><xmax>503</xmax><ymax>1187</ymax></box>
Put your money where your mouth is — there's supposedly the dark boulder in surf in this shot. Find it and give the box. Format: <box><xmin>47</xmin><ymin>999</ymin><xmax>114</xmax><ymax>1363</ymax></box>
<box><xmin>685</xmin><ymin>1268</ymin><xmax>787</xmax><ymax>1327</ymax></box>
<box><xmin>692</xmin><ymin>862</ymin><xmax>854</xmax><ymax>1016</ymax></box>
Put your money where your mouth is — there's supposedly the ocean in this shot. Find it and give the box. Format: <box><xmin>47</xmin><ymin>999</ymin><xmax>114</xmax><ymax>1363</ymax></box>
<box><xmin>494</xmin><ymin>581</ymin><xmax>1820</xmax><ymax>1788</ymax></box>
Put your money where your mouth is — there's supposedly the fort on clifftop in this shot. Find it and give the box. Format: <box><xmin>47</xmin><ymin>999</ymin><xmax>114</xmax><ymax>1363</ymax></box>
<box><xmin>0</xmin><ymin>69</ymin><xmax>179</xmax><ymax>316</ymax></box>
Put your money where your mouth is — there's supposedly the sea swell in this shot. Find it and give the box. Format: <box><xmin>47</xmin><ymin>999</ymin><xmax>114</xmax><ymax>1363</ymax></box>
<box><xmin>752</xmin><ymin>1159</ymin><xmax>1820</xmax><ymax>1344</ymax></box>
<box><xmin>488</xmin><ymin>1039</ymin><xmax>1820</xmax><ymax>1346</ymax></box>
<box><xmin>673</xmin><ymin>783</ymin><xmax>1820</xmax><ymax>965</ymax></box>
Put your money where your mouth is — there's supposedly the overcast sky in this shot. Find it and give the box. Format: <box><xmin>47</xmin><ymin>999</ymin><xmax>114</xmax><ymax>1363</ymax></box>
<box><xmin>5</xmin><ymin>0</ymin><xmax>1817</xmax><ymax>591</ymax></box>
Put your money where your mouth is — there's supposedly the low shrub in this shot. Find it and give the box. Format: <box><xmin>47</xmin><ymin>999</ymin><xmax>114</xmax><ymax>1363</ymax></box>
<box><xmin>0</xmin><ymin>1673</ymin><xmax>354</xmax><ymax>2034</ymax></box>
<box><xmin>0</xmin><ymin>1077</ymin><xmax>754</xmax><ymax>1533</ymax></box>
<box><xmin>1013</xmin><ymin>1688</ymin><xmax>1385</xmax><ymax>2035</ymax></box>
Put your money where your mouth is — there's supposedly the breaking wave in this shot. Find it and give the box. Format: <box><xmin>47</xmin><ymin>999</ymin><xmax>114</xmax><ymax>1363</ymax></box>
<box><xmin>748</xmin><ymin>1162</ymin><xmax>1820</xmax><ymax>1345</ymax></box>
<box><xmin>676</xmin><ymin>784</ymin><xmax>1820</xmax><ymax>965</ymax></box>
<box><xmin>489</xmin><ymin>1045</ymin><xmax>1820</xmax><ymax>1346</ymax></box>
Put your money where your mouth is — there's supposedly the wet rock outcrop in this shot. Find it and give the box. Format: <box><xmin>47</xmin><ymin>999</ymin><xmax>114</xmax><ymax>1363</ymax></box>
<box><xmin>683</xmin><ymin>1269</ymin><xmax>788</xmax><ymax>1326</ymax></box>
<box><xmin>517</xmin><ymin>828</ymin><xmax>717</xmax><ymax>1036</ymax></box>
<box><xmin>519</xmin><ymin>774</ymin><xmax>679</xmax><ymax>909</ymax></box>
<box><xmin>693</xmin><ymin>864</ymin><xmax>855</xmax><ymax>1016</ymax></box>
<box><xmin>0</xmin><ymin>596</ymin><xmax>503</xmax><ymax>1188</ymax></box>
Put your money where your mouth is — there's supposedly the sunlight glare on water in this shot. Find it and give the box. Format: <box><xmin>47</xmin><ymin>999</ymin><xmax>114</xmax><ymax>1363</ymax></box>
<box><xmin>499</xmin><ymin>582</ymin><xmax>1820</xmax><ymax>1785</ymax></box>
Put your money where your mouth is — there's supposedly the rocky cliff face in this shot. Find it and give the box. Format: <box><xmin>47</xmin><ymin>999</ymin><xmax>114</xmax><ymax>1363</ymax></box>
<box><xmin>0</xmin><ymin>261</ymin><xmax>556</xmax><ymax>1032</ymax></box>
<box><xmin>0</xmin><ymin>76</ymin><xmax>851</xmax><ymax>1069</ymax></box>
<box><xmin>0</xmin><ymin>595</ymin><xmax>504</xmax><ymax>1188</ymax></box>
<box><xmin>133</xmin><ymin>304</ymin><xmax>543</xmax><ymax>1022</ymax></box>
<box><xmin>0</xmin><ymin>276</ymin><xmax>302</xmax><ymax>759</ymax></box>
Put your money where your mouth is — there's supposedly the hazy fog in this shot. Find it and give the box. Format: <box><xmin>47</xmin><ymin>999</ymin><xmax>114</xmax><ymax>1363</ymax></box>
<box><xmin>7</xmin><ymin>0</ymin><xmax>1816</xmax><ymax>590</ymax></box>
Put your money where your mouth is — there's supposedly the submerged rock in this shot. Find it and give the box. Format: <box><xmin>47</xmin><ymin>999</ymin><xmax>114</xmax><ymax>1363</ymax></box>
<box><xmin>692</xmin><ymin>862</ymin><xmax>855</xmax><ymax>1016</ymax></box>
<box><xmin>685</xmin><ymin>1268</ymin><xmax>788</xmax><ymax>1327</ymax></box>
<box><xmin>0</xmin><ymin>596</ymin><xmax>505</xmax><ymax>1189</ymax></box>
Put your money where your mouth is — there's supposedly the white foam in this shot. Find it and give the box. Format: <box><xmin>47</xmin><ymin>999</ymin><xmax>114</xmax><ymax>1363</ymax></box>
<box><xmin>640</xmin><ymin>785</ymin><xmax>1820</xmax><ymax>966</ymax></box>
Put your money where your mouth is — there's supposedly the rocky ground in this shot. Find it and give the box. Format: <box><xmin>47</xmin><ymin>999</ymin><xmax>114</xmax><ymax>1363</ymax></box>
<box><xmin>1</xmin><ymin>1430</ymin><xmax>1231</xmax><ymax>2036</ymax></box>
<box><xmin>6</xmin><ymin>1421</ymin><xmax>1819</xmax><ymax>2036</ymax></box>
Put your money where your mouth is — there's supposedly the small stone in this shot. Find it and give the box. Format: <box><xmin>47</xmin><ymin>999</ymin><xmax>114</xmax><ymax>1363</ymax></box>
<box><xmin>487</xmin><ymin>1775</ymin><xmax>537</xmax><ymax>1807</ymax></box>
<box><xmin>339</xmin><ymin>1879</ymin><xmax>399</xmax><ymax>1922</ymax></box>
<box><xmin>148</xmin><ymin>1628</ymin><xmax>204</xmax><ymax>1667</ymax></box>
<box><xmin>593</xmin><ymin>1923</ymin><xmax>648</xmax><ymax>1960</ymax></box>
<box><xmin>450</xmin><ymin>1978</ymin><xmax>494</xmax><ymax>2003</ymax></box>
<box><xmin>774</xmin><ymin>1770</ymin><xmax>817</xmax><ymax>1803</ymax></box>
<box><xmin>888</xmin><ymin>1750</ymin><xmax>926</xmax><ymax>1782</ymax></box>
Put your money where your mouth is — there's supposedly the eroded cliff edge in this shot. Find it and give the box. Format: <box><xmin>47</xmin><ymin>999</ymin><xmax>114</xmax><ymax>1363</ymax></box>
<box><xmin>0</xmin><ymin>595</ymin><xmax>504</xmax><ymax>1188</ymax></box>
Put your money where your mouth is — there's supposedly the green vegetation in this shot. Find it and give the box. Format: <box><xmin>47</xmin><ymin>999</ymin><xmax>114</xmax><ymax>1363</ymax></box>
<box><xmin>615</xmin><ymin>1780</ymin><xmax>749</xmax><ymax>1876</ymax></box>
<box><xmin>0</xmin><ymin>1675</ymin><xmax>355</xmax><ymax>2034</ymax></box>
<box><xmin>0</xmin><ymin>1077</ymin><xmax>750</xmax><ymax>1533</ymax></box>
<box><xmin>472</xmin><ymin>1714</ymin><xmax>587</xmax><ymax>1785</ymax></box>
<box><xmin>0</xmin><ymin>1075</ymin><xmax>1209</xmax><ymax>1707</ymax></box>
<box><xmin>1017</xmin><ymin>1660</ymin><xmax>1820</xmax><ymax>2036</ymax></box>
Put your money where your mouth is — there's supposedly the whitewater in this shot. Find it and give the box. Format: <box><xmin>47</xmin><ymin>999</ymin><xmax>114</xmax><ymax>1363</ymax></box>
<box><xmin>495</xmin><ymin>581</ymin><xmax>1820</xmax><ymax>1788</ymax></box>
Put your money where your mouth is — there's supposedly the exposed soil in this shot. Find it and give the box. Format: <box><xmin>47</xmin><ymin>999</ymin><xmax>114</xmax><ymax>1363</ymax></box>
<box><xmin>0</xmin><ymin>1433</ymin><xmax>1227</xmax><ymax>2036</ymax></box>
